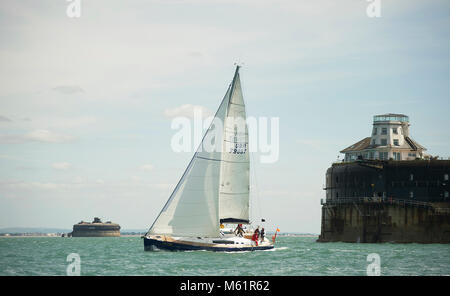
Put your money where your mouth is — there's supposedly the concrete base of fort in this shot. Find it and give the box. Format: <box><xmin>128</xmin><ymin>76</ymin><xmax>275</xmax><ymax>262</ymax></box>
<box><xmin>317</xmin><ymin>201</ymin><xmax>450</xmax><ymax>243</ymax></box>
<box><xmin>71</xmin><ymin>222</ymin><xmax>121</xmax><ymax>237</ymax></box>
<box><xmin>71</xmin><ymin>230</ymin><xmax>120</xmax><ymax>237</ymax></box>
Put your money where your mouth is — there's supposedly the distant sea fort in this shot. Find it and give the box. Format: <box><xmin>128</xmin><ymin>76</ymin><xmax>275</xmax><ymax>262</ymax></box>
<box><xmin>318</xmin><ymin>114</ymin><xmax>450</xmax><ymax>243</ymax></box>
<box><xmin>70</xmin><ymin>217</ymin><xmax>121</xmax><ymax>237</ymax></box>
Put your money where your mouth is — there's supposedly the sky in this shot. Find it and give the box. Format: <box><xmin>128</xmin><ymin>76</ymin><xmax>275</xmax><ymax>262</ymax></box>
<box><xmin>0</xmin><ymin>0</ymin><xmax>449</xmax><ymax>233</ymax></box>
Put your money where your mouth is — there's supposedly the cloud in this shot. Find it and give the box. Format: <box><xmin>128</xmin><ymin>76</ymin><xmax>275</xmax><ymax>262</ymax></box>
<box><xmin>42</xmin><ymin>116</ymin><xmax>97</xmax><ymax>129</ymax></box>
<box><xmin>51</xmin><ymin>162</ymin><xmax>72</xmax><ymax>170</ymax></box>
<box><xmin>164</xmin><ymin>104</ymin><xmax>213</xmax><ymax>119</ymax></box>
<box><xmin>187</xmin><ymin>51</ymin><xmax>204</xmax><ymax>59</ymax></box>
<box><xmin>0</xmin><ymin>154</ymin><xmax>22</xmax><ymax>161</ymax></box>
<box><xmin>0</xmin><ymin>181</ymin><xmax>70</xmax><ymax>191</ymax></box>
<box><xmin>52</xmin><ymin>85</ymin><xmax>85</xmax><ymax>95</ymax></box>
<box><xmin>296</xmin><ymin>139</ymin><xmax>324</xmax><ymax>150</ymax></box>
<box><xmin>0</xmin><ymin>115</ymin><xmax>12</xmax><ymax>122</ymax></box>
<box><xmin>150</xmin><ymin>183</ymin><xmax>174</xmax><ymax>190</ymax></box>
<box><xmin>0</xmin><ymin>179</ymin><xmax>174</xmax><ymax>195</ymax></box>
<box><xmin>139</xmin><ymin>164</ymin><xmax>154</xmax><ymax>171</ymax></box>
<box><xmin>0</xmin><ymin>129</ymin><xmax>74</xmax><ymax>144</ymax></box>
<box><xmin>24</xmin><ymin>130</ymin><xmax>74</xmax><ymax>143</ymax></box>
<box><xmin>0</xmin><ymin>135</ymin><xmax>24</xmax><ymax>144</ymax></box>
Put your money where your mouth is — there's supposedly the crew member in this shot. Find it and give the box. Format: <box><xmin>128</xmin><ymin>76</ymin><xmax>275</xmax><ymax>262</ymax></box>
<box><xmin>234</xmin><ymin>224</ymin><xmax>244</xmax><ymax>237</ymax></box>
<box><xmin>252</xmin><ymin>227</ymin><xmax>260</xmax><ymax>246</ymax></box>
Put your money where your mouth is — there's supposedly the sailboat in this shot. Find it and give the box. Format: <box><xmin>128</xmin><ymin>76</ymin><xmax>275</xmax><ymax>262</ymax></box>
<box><xmin>143</xmin><ymin>66</ymin><xmax>275</xmax><ymax>251</ymax></box>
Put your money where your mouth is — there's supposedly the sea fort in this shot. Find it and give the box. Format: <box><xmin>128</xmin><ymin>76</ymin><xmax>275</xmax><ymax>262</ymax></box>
<box><xmin>318</xmin><ymin>114</ymin><xmax>450</xmax><ymax>243</ymax></box>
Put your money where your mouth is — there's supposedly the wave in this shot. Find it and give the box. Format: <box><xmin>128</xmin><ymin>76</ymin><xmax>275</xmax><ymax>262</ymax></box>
<box><xmin>265</xmin><ymin>246</ymin><xmax>289</xmax><ymax>252</ymax></box>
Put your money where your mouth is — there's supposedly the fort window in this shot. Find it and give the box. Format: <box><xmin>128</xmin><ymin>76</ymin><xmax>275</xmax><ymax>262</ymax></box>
<box><xmin>380</xmin><ymin>152</ymin><xmax>388</xmax><ymax>160</ymax></box>
<box><xmin>381</xmin><ymin>139</ymin><xmax>387</xmax><ymax>146</ymax></box>
<box><xmin>445</xmin><ymin>191</ymin><xmax>449</xmax><ymax>199</ymax></box>
<box><xmin>381</xmin><ymin>128</ymin><xmax>387</xmax><ymax>135</ymax></box>
<box><xmin>392</xmin><ymin>128</ymin><xmax>398</xmax><ymax>134</ymax></box>
<box><xmin>410</xmin><ymin>191</ymin><xmax>414</xmax><ymax>198</ymax></box>
<box><xmin>393</xmin><ymin>139</ymin><xmax>399</xmax><ymax>146</ymax></box>
<box><xmin>410</xmin><ymin>174</ymin><xmax>414</xmax><ymax>181</ymax></box>
<box><xmin>373</xmin><ymin>128</ymin><xmax>378</xmax><ymax>135</ymax></box>
<box><xmin>445</xmin><ymin>174</ymin><xmax>449</xmax><ymax>181</ymax></box>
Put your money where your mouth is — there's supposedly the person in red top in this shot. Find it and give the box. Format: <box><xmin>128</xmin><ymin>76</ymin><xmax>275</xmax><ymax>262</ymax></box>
<box><xmin>251</xmin><ymin>227</ymin><xmax>260</xmax><ymax>246</ymax></box>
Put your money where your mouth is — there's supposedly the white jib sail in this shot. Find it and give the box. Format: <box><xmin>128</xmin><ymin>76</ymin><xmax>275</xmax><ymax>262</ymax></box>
<box><xmin>219</xmin><ymin>69</ymin><xmax>250</xmax><ymax>223</ymax></box>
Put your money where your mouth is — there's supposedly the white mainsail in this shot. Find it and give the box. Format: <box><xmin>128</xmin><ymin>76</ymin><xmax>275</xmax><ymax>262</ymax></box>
<box><xmin>219</xmin><ymin>69</ymin><xmax>250</xmax><ymax>223</ymax></box>
<box><xmin>148</xmin><ymin>66</ymin><xmax>250</xmax><ymax>237</ymax></box>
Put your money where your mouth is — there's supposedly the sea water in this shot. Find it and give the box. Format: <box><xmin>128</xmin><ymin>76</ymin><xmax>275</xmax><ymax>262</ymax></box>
<box><xmin>0</xmin><ymin>236</ymin><xmax>449</xmax><ymax>276</ymax></box>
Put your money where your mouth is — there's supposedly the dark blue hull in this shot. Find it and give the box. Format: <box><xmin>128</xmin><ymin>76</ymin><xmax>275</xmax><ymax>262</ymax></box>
<box><xmin>143</xmin><ymin>237</ymin><xmax>274</xmax><ymax>252</ymax></box>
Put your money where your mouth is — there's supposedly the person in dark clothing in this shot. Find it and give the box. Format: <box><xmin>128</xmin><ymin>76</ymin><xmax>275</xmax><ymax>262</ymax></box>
<box><xmin>260</xmin><ymin>228</ymin><xmax>265</xmax><ymax>242</ymax></box>
<box><xmin>234</xmin><ymin>224</ymin><xmax>244</xmax><ymax>237</ymax></box>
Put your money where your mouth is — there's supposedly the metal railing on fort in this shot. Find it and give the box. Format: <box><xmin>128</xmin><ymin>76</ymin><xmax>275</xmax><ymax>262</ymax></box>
<box><xmin>320</xmin><ymin>197</ymin><xmax>450</xmax><ymax>213</ymax></box>
<box><xmin>433</xmin><ymin>208</ymin><xmax>450</xmax><ymax>215</ymax></box>
<box><xmin>321</xmin><ymin>196</ymin><xmax>431</xmax><ymax>207</ymax></box>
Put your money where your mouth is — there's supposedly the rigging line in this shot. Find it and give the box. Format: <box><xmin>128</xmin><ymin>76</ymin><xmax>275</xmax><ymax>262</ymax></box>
<box><xmin>224</xmin><ymin>128</ymin><xmax>248</xmax><ymax>134</ymax></box>
<box><xmin>245</xmin><ymin>94</ymin><xmax>262</xmax><ymax>225</ymax></box>
<box><xmin>196</xmin><ymin>156</ymin><xmax>247</xmax><ymax>163</ymax></box>
<box><xmin>250</xmin><ymin>151</ymin><xmax>262</xmax><ymax>224</ymax></box>
<box><xmin>223</xmin><ymin>139</ymin><xmax>248</xmax><ymax>144</ymax></box>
